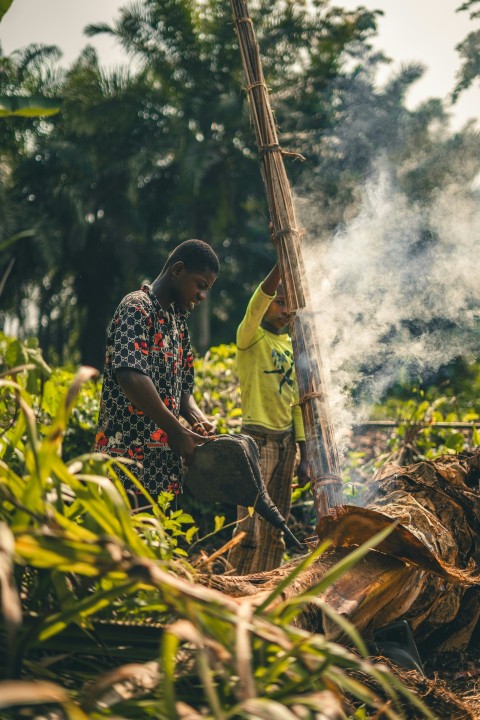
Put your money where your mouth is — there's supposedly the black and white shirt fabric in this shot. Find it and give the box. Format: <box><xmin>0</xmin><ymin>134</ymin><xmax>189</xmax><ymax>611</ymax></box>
<box><xmin>95</xmin><ymin>284</ymin><xmax>194</xmax><ymax>496</ymax></box>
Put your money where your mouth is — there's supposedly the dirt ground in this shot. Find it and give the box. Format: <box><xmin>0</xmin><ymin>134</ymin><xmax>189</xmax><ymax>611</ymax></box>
<box><xmin>428</xmin><ymin>647</ymin><xmax>480</xmax><ymax>718</ymax></box>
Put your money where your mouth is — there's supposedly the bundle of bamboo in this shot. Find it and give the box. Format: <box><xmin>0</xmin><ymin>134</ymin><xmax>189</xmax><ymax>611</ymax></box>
<box><xmin>229</xmin><ymin>0</ymin><xmax>343</xmax><ymax>518</ymax></box>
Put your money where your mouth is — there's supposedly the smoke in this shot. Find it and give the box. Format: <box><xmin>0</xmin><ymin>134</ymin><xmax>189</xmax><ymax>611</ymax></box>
<box><xmin>297</xmin><ymin>161</ymin><xmax>480</xmax><ymax>451</ymax></box>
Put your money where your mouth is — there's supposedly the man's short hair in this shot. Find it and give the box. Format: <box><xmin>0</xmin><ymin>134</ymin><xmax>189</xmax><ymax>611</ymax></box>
<box><xmin>165</xmin><ymin>239</ymin><xmax>219</xmax><ymax>275</ymax></box>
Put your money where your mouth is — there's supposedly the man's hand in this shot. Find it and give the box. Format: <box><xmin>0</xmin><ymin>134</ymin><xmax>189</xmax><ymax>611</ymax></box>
<box><xmin>115</xmin><ymin>372</ymin><xmax>210</xmax><ymax>465</ymax></box>
<box><xmin>192</xmin><ymin>420</ymin><xmax>216</xmax><ymax>437</ymax></box>
<box><xmin>167</xmin><ymin>425</ymin><xmax>205</xmax><ymax>466</ymax></box>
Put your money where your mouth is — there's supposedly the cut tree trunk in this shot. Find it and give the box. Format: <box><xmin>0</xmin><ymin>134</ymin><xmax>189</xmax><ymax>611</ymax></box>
<box><xmin>207</xmin><ymin>449</ymin><xmax>480</xmax><ymax>656</ymax></box>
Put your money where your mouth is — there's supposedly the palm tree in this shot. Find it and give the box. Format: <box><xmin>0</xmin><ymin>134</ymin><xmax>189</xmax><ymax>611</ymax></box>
<box><xmin>0</xmin><ymin>43</ymin><xmax>62</xmax><ymax>337</ymax></box>
<box><xmin>10</xmin><ymin>47</ymin><xmax>160</xmax><ymax>366</ymax></box>
<box><xmin>453</xmin><ymin>0</ymin><xmax>480</xmax><ymax>101</ymax></box>
<box><xmin>3</xmin><ymin>0</ymin><xmax>385</xmax><ymax>359</ymax></box>
<box><xmin>84</xmin><ymin>0</ymin><xmax>382</xmax><ymax>350</ymax></box>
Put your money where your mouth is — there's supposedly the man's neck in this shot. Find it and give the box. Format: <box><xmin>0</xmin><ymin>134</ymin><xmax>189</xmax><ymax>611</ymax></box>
<box><xmin>150</xmin><ymin>273</ymin><xmax>172</xmax><ymax>308</ymax></box>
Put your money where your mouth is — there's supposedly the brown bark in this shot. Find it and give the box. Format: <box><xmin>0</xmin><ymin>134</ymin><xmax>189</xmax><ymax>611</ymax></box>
<box><xmin>207</xmin><ymin>450</ymin><xmax>480</xmax><ymax>654</ymax></box>
<box><xmin>201</xmin><ymin>451</ymin><xmax>480</xmax><ymax>717</ymax></box>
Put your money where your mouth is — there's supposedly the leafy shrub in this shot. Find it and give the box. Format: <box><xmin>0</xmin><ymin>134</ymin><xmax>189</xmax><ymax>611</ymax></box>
<box><xmin>193</xmin><ymin>342</ymin><xmax>242</xmax><ymax>434</ymax></box>
<box><xmin>0</xmin><ymin>332</ymin><xmax>100</xmax><ymax>460</ymax></box>
<box><xmin>372</xmin><ymin>390</ymin><xmax>480</xmax><ymax>465</ymax></box>
<box><xmin>0</xmin><ymin>358</ymin><xmax>430</xmax><ymax>719</ymax></box>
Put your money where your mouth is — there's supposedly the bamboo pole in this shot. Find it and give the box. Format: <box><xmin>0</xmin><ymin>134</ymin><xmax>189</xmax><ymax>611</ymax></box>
<box><xmin>229</xmin><ymin>0</ymin><xmax>344</xmax><ymax>519</ymax></box>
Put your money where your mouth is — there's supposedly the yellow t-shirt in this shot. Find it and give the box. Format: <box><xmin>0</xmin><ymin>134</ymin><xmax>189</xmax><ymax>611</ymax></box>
<box><xmin>236</xmin><ymin>284</ymin><xmax>305</xmax><ymax>441</ymax></box>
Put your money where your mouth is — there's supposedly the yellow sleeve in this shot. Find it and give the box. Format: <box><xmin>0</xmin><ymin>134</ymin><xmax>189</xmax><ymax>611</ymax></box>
<box><xmin>236</xmin><ymin>283</ymin><xmax>275</xmax><ymax>349</ymax></box>
<box><xmin>292</xmin><ymin>397</ymin><xmax>305</xmax><ymax>442</ymax></box>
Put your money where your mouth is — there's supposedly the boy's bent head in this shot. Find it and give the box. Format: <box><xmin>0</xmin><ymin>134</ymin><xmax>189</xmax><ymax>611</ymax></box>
<box><xmin>166</xmin><ymin>240</ymin><xmax>219</xmax><ymax>313</ymax></box>
<box><xmin>165</xmin><ymin>239</ymin><xmax>219</xmax><ymax>275</ymax></box>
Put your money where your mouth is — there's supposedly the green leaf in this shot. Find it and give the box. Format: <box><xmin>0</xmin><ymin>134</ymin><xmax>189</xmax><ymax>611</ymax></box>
<box><xmin>0</xmin><ymin>230</ymin><xmax>35</xmax><ymax>253</ymax></box>
<box><xmin>5</xmin><ymin>339</ymin><xmax>28</xmax><ymax>368</ymax></box>
<box><xmin>161</xmin><ymin>631</ymin><xmax>180</xmax><ymax>718</ymax></box>
<box><xmin>185</xmin><ymin>526</ymin><xmax>198</xmax><ymax>543</ymax></box>
<box><xmin>273</xmin><ymin>522</ymin><xmax>398</xmax><ymax>625</ymax></box>
<box><xmin>0</xmin><ymin>95</ymin><xmax>61</xmax><ymax>117</ymax></box>
<box><xmin>0</xmin><ymin>0</ymin><xmax>13</xmax><ymax>22</ymax></box>
<box><xmin>38</xmin><ymin>580</ymin><xmax>139</xmax><ymax>641</ymax></box>
<box><xmin>255</xmin><ymin>539</ymin><xmax>332</xmax><ymax>614</ymax></box>
<box><xmin>229</xmin><ymin>408</ymin><xmax>243</xmax><ymax>418</ymax></box>
<box><xmin>214</xmin><ymin>515</ymin><xmax>225</xmax><ymax>532</ymax></box>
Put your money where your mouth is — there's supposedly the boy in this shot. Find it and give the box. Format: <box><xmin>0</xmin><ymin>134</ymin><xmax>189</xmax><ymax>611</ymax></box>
<box><xmin>228</xmin><ymin>263</ymin><xmax>309</xmax><ymax>574</ymax></box>
<box><xmin>95</xmin><ymin>239</ymin><xmax>219</xmax><ymax>499</ymax></box>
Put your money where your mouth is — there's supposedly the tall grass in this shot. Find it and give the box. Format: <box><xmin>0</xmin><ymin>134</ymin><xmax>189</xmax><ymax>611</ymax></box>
<box><xmin>0</xmin><ymin>345</ymin><xmax>433</xmax><ymax>719</ymax></box>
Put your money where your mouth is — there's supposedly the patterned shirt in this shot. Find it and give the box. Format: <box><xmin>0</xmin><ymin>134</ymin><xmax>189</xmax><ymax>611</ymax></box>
<box><xmin>95</xmin><ymin>284</ymin><xmax>194</xmax><ymax>495</ymax></box>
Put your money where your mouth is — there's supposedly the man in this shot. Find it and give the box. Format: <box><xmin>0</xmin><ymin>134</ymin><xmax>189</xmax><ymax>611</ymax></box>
<box><xmin>95</xmin><ymin>239</ymin><xmax>219</xmax><ymax>499</ymax></box>
<box><xmin>228</xmin><ymin>263</ymin><xmax>309</xmax><ymax>574</ymax></box>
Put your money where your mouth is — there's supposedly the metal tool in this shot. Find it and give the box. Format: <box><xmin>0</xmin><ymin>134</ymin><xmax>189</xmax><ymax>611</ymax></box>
<box><xmin>186</xmin><ymin>433</ymin><xmax>304</xmax><ymax>551</ymax></box>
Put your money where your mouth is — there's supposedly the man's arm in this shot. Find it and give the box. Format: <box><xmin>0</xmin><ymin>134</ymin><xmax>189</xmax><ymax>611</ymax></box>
<box><xmin>116</xmin><ymin>369</ymin><xmax>203</xmax><ymax>463</ymax></box>
<box><xmin>237</xmin><ymin>264</ymin><xmax>280</xmax><ymax>349</ymax></box>
<box><xmin>261</xmin><ymin>264</ymin><xmax>281</xmax><ymax>296</ymax></box>
<box><xmin>180</xmin><ymin>393</ymin><xmax>215</xmax><ymax>436</ymax></box>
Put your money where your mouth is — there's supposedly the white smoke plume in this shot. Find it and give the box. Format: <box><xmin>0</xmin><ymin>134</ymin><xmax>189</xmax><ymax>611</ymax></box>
<box><xmin>298</xmin><ymin>161</ymin><xmax>480</xmax><ymax>453</ymax></box>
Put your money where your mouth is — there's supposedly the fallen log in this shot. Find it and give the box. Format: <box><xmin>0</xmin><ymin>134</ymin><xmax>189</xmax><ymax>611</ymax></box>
<box><xmin>200</xmin><ymin>450</ymin><xmax>480</xmax><ymax>717</ymax></box>
<box><xmin>209</xmin><ymin>450</ymin><xmax>480</xmax><ymax>655</ymax></box>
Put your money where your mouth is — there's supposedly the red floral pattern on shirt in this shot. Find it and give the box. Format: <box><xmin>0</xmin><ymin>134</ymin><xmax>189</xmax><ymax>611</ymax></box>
<box><xmin>95</xmin><ymin>284</ymin><xmax>194</xmax><ymax>495</ymax></box>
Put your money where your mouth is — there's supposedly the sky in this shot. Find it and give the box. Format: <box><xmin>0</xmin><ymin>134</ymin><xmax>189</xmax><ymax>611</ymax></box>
<box><xmin>0</xmin><ymin>0</ymin><xmax>479</xmax><ymax>131</ymax></box>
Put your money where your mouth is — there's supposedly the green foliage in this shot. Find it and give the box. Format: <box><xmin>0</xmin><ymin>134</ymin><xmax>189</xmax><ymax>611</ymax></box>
<box><xmin>0</xmin><ymin>364</ymin><xmax>199</xmax><ymax>631</ymax></box>
<box><xmin>0</xmin><ymin>0</ymin><xmax>13</xmax><ymax>22</ymax></box>
<box><xmin>0</xmin><ymin>346</ymin><xmax>432</xmax><ymax>719</ymax></box>
<box><xmin>1</xmin><ymin>0</ymin><xmax>382</xmax><ymax>365</ymax></box>
<box><xmin>378</xmin><ymin>391</ymin><xmax>479</xmax><ymax>464</ymax></box>
<box><xmin>193</xmin><ymin>343</ymin><xmax>242</xmax><ymax>434</ymax></box>
<box><xmin>453</xmin><ymin>0</ymin><xmax>480</xmax><ymax>100</ymax></box>
<box><xmin>0</xmin><ymin>332</ymin><xmax>99</xmax><ymax>462</ymax></box>
<box><xmin>40</xmin><ymin>366</ymin><xmax>100</xmax><ymax>457</ymax></box>
<box><xmin>0</xmin><ymin>95</ymin><xmax>61</xmax><ymax>117</ymax></box>
<box><xmin>336</xmin><ymin>358</ymin><xmax>480</xmax><ymax>500</ymax></box>
<box><xmin>361</xmin><ymin>358</ymin><xmax>480</xmax><ymax>469</ymax></box>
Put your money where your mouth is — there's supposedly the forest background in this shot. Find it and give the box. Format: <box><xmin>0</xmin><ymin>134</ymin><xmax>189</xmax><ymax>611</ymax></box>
<box><xmin>2</xmin><ymin>2</ymin><xmax>480</xmax><ymax>716</ymax></box>
<box><xmin>2</xmin><ymin>0</ymin><xmax>480</xmax><ymax>375</ymax></box>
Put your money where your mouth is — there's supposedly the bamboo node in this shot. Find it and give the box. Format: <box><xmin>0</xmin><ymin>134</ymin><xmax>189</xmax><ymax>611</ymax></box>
<box><xmin>234</xmin><ymin>16</ymin><xmax>254</xmax><ymax>26</ymax></box>
<box><xmin>295</xmin><ymin>391</ymin><xmax>324</xmax><ymax>406</ymax></box>
<box><xmin>273</xmin><ymin>226</ymin><xmax>305</xmax><ymax>241</ymax></box>
<box><xmin>259</xmin><ymin>143</ymin><xmax>282</xmax><ymax>156</ymax></box>
<box><xmin>245</xmin><ymin>80</ymin><xmax>267</xmax><ymax>92</ymax></box>
<box><xmin>258</xmin><ymin>143</ymin><xmax>306</xmax><ymax>162</ymax></box>
<box><xmin>311</xmin><ymin>474</ymin><xmax>343</xmax><ymax>487</ymax></box>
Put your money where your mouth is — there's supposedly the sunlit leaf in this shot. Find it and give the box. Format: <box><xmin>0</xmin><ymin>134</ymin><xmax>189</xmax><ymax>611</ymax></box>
<box><xmin>0</xmin><ymin>95</ymin><xmax>61</xmax><ymax>117</ymax></box>
<box><xmin>0</xmin><ymin>0</ymin><xmax>13</xmax><ymax>22</ymax></box>
<box><xmin>214</xmin><ymin>515</ymin><xmax>225</xmax><ymax>532</ymax></box>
